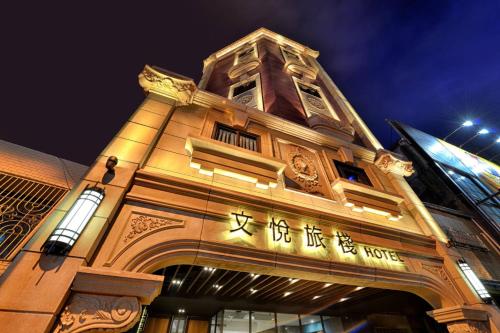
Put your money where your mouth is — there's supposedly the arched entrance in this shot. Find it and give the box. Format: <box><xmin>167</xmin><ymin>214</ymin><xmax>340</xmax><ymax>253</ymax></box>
<box><xmin>127</xmin><ymin>263</ymin><xmax>448</xmax><ymax>333</ymax></box>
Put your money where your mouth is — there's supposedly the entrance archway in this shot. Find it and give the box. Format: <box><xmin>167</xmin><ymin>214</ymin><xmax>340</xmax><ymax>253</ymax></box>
<box><xmin>128</xmin><ymin>264</ymin><xmax>448</xmax><ymax>333</ymax></box>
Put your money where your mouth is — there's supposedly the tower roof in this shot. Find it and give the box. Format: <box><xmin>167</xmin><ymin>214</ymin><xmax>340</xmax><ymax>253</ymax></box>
<box><xmin>204</xmin><ymin>27</ymin><xmax>319</xmax><ymax>65</ymax></box>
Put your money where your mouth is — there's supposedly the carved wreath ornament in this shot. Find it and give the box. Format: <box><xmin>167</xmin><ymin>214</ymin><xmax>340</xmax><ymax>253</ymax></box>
<box><xmin>305</xmin><ymin>95</ymin><xmax>326</xmax><ymax>110</ymax></box>
<box><xmin>55</xmin><ymin>294</ymin><xmax>140</xmax><ymax>333</ymax></box>
<box><xmin>234</xmin><ymin>94</ymin><xmax>253</xmax><ymax>105</ymax></box>
<box><xmin>288</xmin><ymin>148</ymin><xmax>320</xmax><ymax>191</ymax></box>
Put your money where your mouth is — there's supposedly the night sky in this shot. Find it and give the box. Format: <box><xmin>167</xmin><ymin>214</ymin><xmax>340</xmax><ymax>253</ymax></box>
<box><xmin>1</xmin><ymin>1</ymin><xmax>499</xmax><ymax>166</ymax></box>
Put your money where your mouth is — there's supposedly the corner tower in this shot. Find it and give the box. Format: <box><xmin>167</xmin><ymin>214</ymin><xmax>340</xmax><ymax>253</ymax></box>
<box><xmin>199</xmin><ymin>28</ymin><xmax>382</xmax><ymax>150</ymax></box>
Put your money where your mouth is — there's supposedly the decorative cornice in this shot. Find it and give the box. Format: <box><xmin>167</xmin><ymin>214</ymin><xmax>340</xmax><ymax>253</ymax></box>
<box><xmin>192</xmin><ymin>90</ymin><xmax>377</xmax><ymax>162</ymax></box>
<box><xmin>284</xmin><ymin>60</ymin><xmax>318</xmax><ymax>80</ymax></box>
<box><xmin>72</xmin><ymin>266</ymin><xmax>164</xmax><ymax>303</ymax></box>
<box><xmin>427</xmin><ymin>305</ymin><xmax>489</xmax><ymax>324</ymax></box>
<box><xmin>204</xmin><ymin>27</ymin><xmax>319</xmax><ymax>64</ymax></box>
<box><xmin>138</xmin><ymin>65</ymin><xmax>197</xmax><ymax>105</ymax></box>
<box><xmin>55</xmin><ymin>294</ymin><xmax>140</xmax><ymax>333</ymax></box>
<box><xmin>374</xmin><ymin>149</ymin><xmax>414</xmax><ymax>177</ymax></box>
<box><xmin>228</xmin><ymin>59</ymin><xmax>261</xmax><ymax>79</ymax></box>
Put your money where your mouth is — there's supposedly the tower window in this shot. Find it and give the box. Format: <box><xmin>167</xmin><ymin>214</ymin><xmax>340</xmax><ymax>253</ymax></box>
<box><xmin>235</xmin><ymin>45</ymin><xmax>257</xmax><ymax>65</ymax></box>
<box><xmin>283</xmin><ymin>49</ymin><xmax>301</xmax><ymax>62</ymax></box>
<box><xmin>298</xmin><ymin>83</ymin><xmax>321</xmax><ymax>98</ymax></box>
<box><xmin>233</xmin><ymin>80</ymin><xmax>256</xmax><ymax>97</ymax></box>
<box><xmin>334</xmin><ymin>160</ymin><xmax>372</xmax><ymax>186</ymax></box>
<box><xmin>213</xmin><ymin>123</ymin><xmax>259</xmax><ymax>152</ymax></box>
<box><xmin>228</xmin><ymin>73</ymin><xmax>263</xmax><ymax>111</ymax></box>
<box><xmin>293</xmin><ymin>77</ymin><xmax>340</xmax><ymax>120</ymax></box>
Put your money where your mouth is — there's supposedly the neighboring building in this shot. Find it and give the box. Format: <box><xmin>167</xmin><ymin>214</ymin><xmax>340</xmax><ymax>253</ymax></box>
<box><xmin>389</xmin><ymin>120</ymin><xmax>500</xmax><ymax>303</ymax></box>
<box><xmin>0</xmin><ymin>139</ymin><xmax>87</xmax><ymax>274</ymax></box>
<box><xmin>0</xmin><ymin>28</ymin><xmax>498</xmax><ymax>333</ymax></box>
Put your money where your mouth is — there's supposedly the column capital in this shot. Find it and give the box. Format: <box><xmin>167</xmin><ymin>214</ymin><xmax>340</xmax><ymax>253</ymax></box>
<box><xmin>427</xmin><ymin>305</ymin><xmax>492</xmax><ymax>333</ymax></box>
<box><xmin>374</xmin><ymin>149</ymin><xmax>414</xmax><ymax>177</ymax></box>
<box><xmin>138</xmin><ymin>65</ymin><xmax>197</xmax><ymax>105</ymax></box>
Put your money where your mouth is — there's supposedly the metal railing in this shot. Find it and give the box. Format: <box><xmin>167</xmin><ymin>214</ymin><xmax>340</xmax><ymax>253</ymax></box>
<box><xmin>0</xmin><ymin>173</ymin><xmax>66</xmax><ymax>259</ymax></box>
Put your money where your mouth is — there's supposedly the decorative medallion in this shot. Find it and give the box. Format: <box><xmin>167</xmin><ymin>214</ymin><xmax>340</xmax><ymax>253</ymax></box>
<box><xmin>287</xmin><ymin>147</ymin><xmax>320</xmax><ymax>192</ymax></box>
<box><xmin>305</xmin><ymin>95</ymin><xmax>326</xmax><ymax>110</ymax></box>
<box><xmin>123</xmin><ymin>214</ymin><xmax>184</xmax><ymax>243</ymax></box>
<box><xmin>54</xmin><ymin>294</ymin><xmax>140</xmax><ymax>333</ymax></box>
<box><xmin>235</xmin><ymin>94</ymin><xmax>254</xmax><ymax>105</ymax></box>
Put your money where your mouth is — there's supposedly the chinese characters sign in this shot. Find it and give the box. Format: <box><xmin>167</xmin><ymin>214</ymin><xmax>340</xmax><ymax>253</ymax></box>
<box><xmin>229</xmin><ymin>211</ymin><xmax>405</xmax><ymax>267</ymax></box>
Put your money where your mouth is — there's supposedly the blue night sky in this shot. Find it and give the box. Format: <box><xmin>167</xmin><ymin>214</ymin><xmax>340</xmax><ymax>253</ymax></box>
<box><xmin>1</xmin><ymin>1</ymin><xmax>499</xmax><ymax>164</ymax></box>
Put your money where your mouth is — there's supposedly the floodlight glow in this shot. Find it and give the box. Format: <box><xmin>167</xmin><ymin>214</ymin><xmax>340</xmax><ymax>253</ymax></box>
<box><xmin>478</xmin><ymin>128</ymin><xmax>489</xmax><ymax>135</ymax></box>
<box><xmin>457</xmin><ymin>259</ymin><xmax>491</xmax><ymax>302</ymax></box>
<box><xmin>462</xmin><ymin>120</ymin><xmax>473</xmax><ymax>127</ymax></box>
<box><xmin>496</xmin><ymin>137</ymin><xmax>500</xmax><ymax>143</ymax></box>
<box><xmin>44</xmin><ymin>187</ymin><xmax>104</xmax><ymax>254</ymax></box>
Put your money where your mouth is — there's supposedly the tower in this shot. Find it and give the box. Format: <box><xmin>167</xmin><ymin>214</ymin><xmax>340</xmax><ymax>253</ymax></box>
<box><xmin>0</xmin><ymin>28</ymin><xmax>498</xmax><ymax>333</ymax></box>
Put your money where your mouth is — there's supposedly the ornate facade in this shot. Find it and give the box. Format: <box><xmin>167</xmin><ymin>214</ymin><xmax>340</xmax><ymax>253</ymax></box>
<box><xmin>0</xmin><ymin>28</ymin><xmax>498</xmax><ymax>333</ymax></box>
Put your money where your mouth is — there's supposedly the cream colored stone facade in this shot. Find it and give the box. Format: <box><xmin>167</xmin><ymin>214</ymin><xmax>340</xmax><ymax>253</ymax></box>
<box><xmin>0</xmin><ymin>28</ymin><xmax>498</xmax><ymax>333</ymax></box>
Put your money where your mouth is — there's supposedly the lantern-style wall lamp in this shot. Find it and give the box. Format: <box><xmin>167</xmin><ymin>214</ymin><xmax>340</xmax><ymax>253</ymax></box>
<box><xmin>43</xmin><ymin>186</ymin><xmax>105</xmax><ymax>255</ymax></box>
<box><xmin>457</xmin><ymin>259</ymin><xmax>492</xmax><ymax>303</ymax></box>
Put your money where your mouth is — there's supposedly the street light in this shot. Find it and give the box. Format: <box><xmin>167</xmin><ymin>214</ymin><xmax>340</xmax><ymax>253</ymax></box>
<box><xmin>459</xmin><ymin>128</ymin><xmax>489</xmax><ymax>148</ymax></box>
<box><xmin>475</xmin><ymin>137</ymin><xmax>500</xmax><ymax>155</ymax></box>
<box><xmin>443</xmin><ymin>120</ymin><xmax>474</xmax><ymax>141</ymax></box>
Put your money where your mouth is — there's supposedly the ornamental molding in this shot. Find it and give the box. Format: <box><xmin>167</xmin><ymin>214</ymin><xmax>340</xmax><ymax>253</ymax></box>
<box><xmin>447</xmin><ymin>320</ymin><xmax>489</xmax><ymax>333</ymax></box>
<box><xmin>228</xmin><ymin>58</ymin><xmax>261</xmax><ymax>79</ymax></box>
<box><xmin>374</xmin><ymin>149</ymin><xmax>414</xmax><ymax>177</ymax></box>
<box><xmin>54</xmin><ymin>294</ymin><xmax>140</xmax><ymax>333</ymax></box>
<box><xmin>305</xmin><ymin>95</ymin><xmax>326</xmax><ymax>109</ymax></box>
<box><xmin>138</xmin><ymin>65</ymin><xmax>197</xmax><ymax>105</ymax></box>
<box><xmin>123</xmin><ymin>213</ymin><xmax>184</xmax><ymax>243</ymax></box>
<box><xmin>287</xmin><ymin>146</ymin><xmax>320</xmax><ymax>192</ymax></box>
<box><xmin>421</xmin><ymin>263</ymin><xmax>454</xmax><ymax>289</ymax></box>
<box><xmin>284</xmin><ymin>60</ymin><xmax>318</xmax><ymax>80</ymax></box>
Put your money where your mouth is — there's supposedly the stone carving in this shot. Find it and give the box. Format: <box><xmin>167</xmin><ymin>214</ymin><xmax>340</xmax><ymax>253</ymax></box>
<box><xmin>288</xmin><ymin>147</ymin><xmax>320</xmax><ymax>192</ymax></box>
<box><xmin>306</xmin><ymin>95</ymin><xmax>326</xmax><ymax>110</ymax></box>
<box><xmin>138</xmin><ymin>65</ymin><xmax>196</xmax><ymax>105</ymax></box>
<box><xmin>421</xmin><ymin>263</ymin><xmax>455</xmax><ymax>289</ymax></box>
<box><xmin>234</xmin><ymin>94</ymin><xmax>253</xmax><ymax>105</ymax></box>
<box><xmin>447</xmin><ymin>320</ymin><xmax>489</xmax><ymax>333</ymax></box>
<box><xmin>54</xmin><ymin>294</ymin><xmax>140</xmax><ymax>333</ymax></box>
<box><xmin>374</xmin><ymin>150</ymin><xmax>414</xmax><ymax>177</ymax></box>
<box><xmin>124</xmin><ymin>214</ymin><xmax>184</xmax><ymax>242</ymax></box>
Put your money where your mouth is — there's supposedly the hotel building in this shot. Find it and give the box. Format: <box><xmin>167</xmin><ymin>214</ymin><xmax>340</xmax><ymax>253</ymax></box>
<box><xmin>0</xmin><ymin>28</ymin><xmax>498</xmax><ymax>333</ymax></box>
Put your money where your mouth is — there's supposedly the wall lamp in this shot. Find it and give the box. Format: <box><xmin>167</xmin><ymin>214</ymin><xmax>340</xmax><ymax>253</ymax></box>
<box><xmin>457</xmin><ymin>259</ymin><xmax>492</xmax><ymax>303</ymax></box>
<box><xmin>43</xmin><ymin>186</ymin><xmax>105</xmax><ymax>255</ymax></box>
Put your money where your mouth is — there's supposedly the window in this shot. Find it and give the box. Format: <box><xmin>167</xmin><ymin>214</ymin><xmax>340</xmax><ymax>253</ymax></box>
<box><xmin>276</xmin><ymin>313</ymin><xmax>300</xmax><ymax>333</ymax></box>
<box><xmin>170</xmin><ymin>316</ymin><xmax>187</xmax><ymax>333</ymax></box>
<box><xmin>298</xmin><ymin>83</ymin><xmax>321</xmax><ymax>98</ymax></box>
<box><xmin>292</xmin><ymin>77</ymin><xmax>339</xmax><ymax>120</ymax></box>
<box><xmin>334</xmin><ymin>160</ymin><xmax>372</xmax><ymax>186</ymax></box>
<box><xmin>224</xmin><ymin>310</ymin><xmax>250</xmax><ymax>333</ymax></box>
<box><xmin>282</xmin><ymin>48</ymin><xmax>302</xmax><ymax>63</ymax></box>
<box><xmin>300</xmin><ymin>315</ymin><xmax>322</xmax><ymax>333</ymax></box>
<box><xmin>235</xmin><ymin>46</ymin><xmax>257</xmax><ymax>65</ymax></box>
<box><xmin>251</xmin><ymin>312</ymin><xmax>275</xmax><ymax>333</ymax></box>
<box><xmin>445</xmin><ymin>167</ymin><xmax>500</xmax><ymax>222</ymax></box>
<box><xmin>0</xmin><ymin>173</ymin><xmax>67</xmax><ymax>259</ymax></box>
<box><xmin>228</xmin><ymin>74</ymin><xmax>263</xmax><ymax>111</ymax></box>
<box><xmin>214</xmin><ymin>124</ymin><xmax>259</xmax><ymax>152</ymax></box>
<box><xmin>233</xmin><ymin>80</ymin><xmax>256</xmax><ymax>97</ymax></box>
